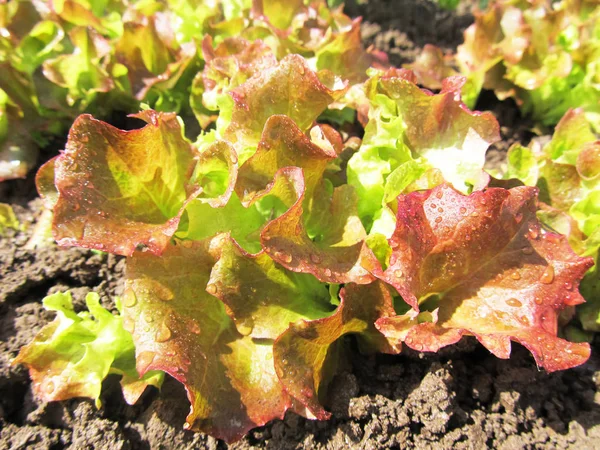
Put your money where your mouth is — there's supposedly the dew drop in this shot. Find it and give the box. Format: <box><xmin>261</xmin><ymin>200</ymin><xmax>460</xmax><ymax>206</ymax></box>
<box><xmin>123</xmin><ymin>290</ymin><xmax>138</xmax><ymax>307</ymax></box>
<box><xmin>528</xmin><ymin>227</ymin><xmax>539</xmax><ymax>240</ymax></box>
<box><xmin>310</xmin><ymin>253</ymin><xmax>321</xmax><ymax>264</ymax></box>
<box><xmin>301</xmin><ymin>387</ymin><xmax>313</xmax><ymax>398</ymax></box>
<box><xmin>206</xmin><ymin>283</ymin><xmax>218</xmax><ymax>295</ymax></box>
<box><xmin>155</xmin><ymin>321</ymin><xmax>172</xmax><ymax>343</ymax></box>
<box><xmin>123</xmin><ymin>317</ymin><xmax>135</xmax><ymax>334</ymax></box>
<box><xmin>435</xmin><ymin>190</ymin><xmax>443</xmax><ymax>199</ymax></box>
<box><xmin>506</xmin><ymin>298</ymin><xmax>523</xmax><ymax>307</ymax></box>
<box><xmin>522</xmin><ymin>247</ymin><xmax>533</xmax><ymax>255</ymax></box>
<box><xmin>534</xmin><ymin>297</ymin><xmax>543</xmax><ymax>305</ymax></box>
<box><xmin>545</xmin><ymin>342</ymin><xmax>556</xmax><ymax>350</ymax></box>
<box><xmin>540</xmin><ymin>265</ymin><xmax>555</xmax><ymax>284</ymax></box>
<box><xmin>438</xmin><ymin>207</ymin><xmax>444</xmax><ymax>213</ymax></box>
<box><xmin>459</xmin><ymin>207</ymin><xmax>467</xmax><ymax>215</ymax></box>
<box><xmin>510</xmin><ymin>271</ymin><xmax>521</xmax><ymax>280</ymax></box>
<box><xmin>45</xmin><ymin>380</ymin><xmax>56</xmax><ymax>394</ymax></box>
<box><xmin>435</xmin><ymin>216</ymin><xmax>443</xmax><ymax>223</ymax></box>
<box><xmin>276</xmin><ymin>251</ymin><xmax>293</xmax><ymax>264</ymax></box>
<box><xmin>324</xmin><ymin>268</ymin><xmax>332</xmax><ymax>277</ymax></box>
<box><xmin>564</xmin><ymin>282</ymin><xmax>573</xmax><ymax>291</ymax></box>
<box><xmin>136</xmin><ymin>351</ymin><xmax>156</xmax><ymax>373</ymax></box>
<box><xmin>237</xmin><ymin>317</ymin><xmax>254</xmax><ymax>336</ymax></box>
<box><xmin>190</xmin><ymin>320</ymin><xmax>201</xmax><ymax>335</ymax></box>
<box><xmin>143</xmin><ymin>311</ymin><xmax>155</xmax><ymax>323</ymax></box>
<box><xmin>394</xmin><ymin>269</ymin><xmax>403</xmax><ymax>278</ymax></box>
<box><xmin>230</xmin><ymin>152</ymin><xmax>238</xmax><ymax>164</ymax></box>
<box><xmin>471</xmin><ymin>211</ymin><xmax>479</xmax><ymax>217</ymax></box>
<box><xmin>430</xmin><ymin>203</ymin><xmax>437</xmax><ymax>209</ymax></box>
<box><xmin>519</xmin><ymin>315</ymin><xmax>530</xmax><ymax>326</ymax></box>
<box><xmin>154</xmin><ymin>283</ymin><xmax>174</xmax><ymax>302</ymax></box>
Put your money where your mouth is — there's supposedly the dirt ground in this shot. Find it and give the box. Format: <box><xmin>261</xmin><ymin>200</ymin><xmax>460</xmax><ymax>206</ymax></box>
<box><xmin>1</xmin><ymin>1</ymin><xmax>599</xmax><ymax>449</ymax></box>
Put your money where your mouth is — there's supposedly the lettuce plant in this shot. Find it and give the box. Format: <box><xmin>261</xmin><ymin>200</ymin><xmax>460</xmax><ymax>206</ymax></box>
<box><xmin>500</xmin><ymin>108</ymin><xmax>600</xmax><ymax>332</ymax></box>
<box><xmin>456</xmin><ymin>0</ymin><xmax>600</xmax><ymax>130</ymax></box>
<box><xmin>408</xmin><ymin>0</ymin><xmax>600</xmax><ymax>130</ymax></box>
<box><xmin>13</xmin><ymin>43</ymin><xmax>596</xmax><ymax>442</ymax></box>
<box><xmin>0</xmin><ymin>0</ymin><xmax>384</xmax><ymax>181</ymax></box>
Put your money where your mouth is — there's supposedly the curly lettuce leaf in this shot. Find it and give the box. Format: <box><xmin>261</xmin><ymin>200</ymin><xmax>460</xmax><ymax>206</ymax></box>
<box><xmin>373</xmin><ymin>184</ymin><xmax>593</xmax><ymax>372</ymax></box>
<box><xmin>236</xmin><ymin>115</ymin><xmax>337</xmax><ymax>206</ymax></box>
<box><xmin>123</xmin><ymin>236</ymin><xmax>303</xmax><ymax>443</ymax></box>
<box><xmin>504</xmin><ymin>109</ymin><xmax>600</xmax><ymax>237</ymax></box>
<box><xmin>348</xmin><ymin>69</ymin><xmax>499</xmax><ymax>227</ymax></box>
<box><xmin>456</xmin><ymin>0</ymin><xmax>600</xmax><ymax>129</ymax></box>
<box><xmin>42</xmin><ymin>27</ymin><xmax>114</xmax><ymax>109</ymax></box>
<box><xmin>0</xmin><ymin>202</ymin><xmax>20</xmax><ymax>234</ymax></box>
<box><xmin>44</xmin><ymin>110</ymin><xmax>201</xmax><ymax>256</ymax></box>
<box><xmin>207</xmin><ymin>236</ymin><xmax>332</xmax><ymax>339</ymax></box>
<box><xmin>13</xmin><ymin>291</ymin><xmax>163</xmax><ymax>407</ymax></box>
<box><xmin>192</xmin><ymin>36</ymin><xmax>277</xmax><ymax>125</ymax></box>
<box><xmin>273</xmin><ymin>281</ymin><xmax>396</xmax><ymax>418</ymax></box>
<box><xmin>217</xmin><ymin>54</ymin><xmax>347</xmax><ymax>164</ymax></box>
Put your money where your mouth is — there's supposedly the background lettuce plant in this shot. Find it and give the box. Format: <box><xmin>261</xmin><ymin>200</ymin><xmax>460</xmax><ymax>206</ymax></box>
<box><xmin>9</xmin><ymin>0</ymin><xmax>600</xmax><ymax>444</ymax></box>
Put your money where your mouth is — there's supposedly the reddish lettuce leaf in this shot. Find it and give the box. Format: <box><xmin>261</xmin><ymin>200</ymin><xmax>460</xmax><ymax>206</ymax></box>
<box><xmin>192</xmin><ymin>36</ymin><xmax>277</xmax><ymax>125</ymax></box>
<box><xmin>123</xmin><ymin>236</ymin><xmax>293</xmax><ymax>443</ymax></box>
<box><xmin>218</xmin><ymin>54</ymin><xmax>347</xmax><ymax>163</ymax></box>
<box><xmin>273</xmin><ymin>281</ymin><xmax>396</xmax><ymax>418</ymax></box>
<box><xmin>47</xmin><ymin>110</ymin><xmax>200</xmax><ymax>256</ymax></box>
<box><xmin>374</xmin><ymin>184</ymin><xmax>593</xmax><ymax>372</ymax></box>
<box><xmin>261</xmin><ymin>170</ymin><xmax>378</xmax><ymax>284</ymax></box>
<box><xmin>236</xmin><ymin>114</ymin><xmax>337</xmax><ymax>206</ymax></box>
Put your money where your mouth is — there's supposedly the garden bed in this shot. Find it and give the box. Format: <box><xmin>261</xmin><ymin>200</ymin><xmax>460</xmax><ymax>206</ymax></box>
<box><xmin>1</xmin><ymin>1</ymin><xmax>599</xmax><ymax>448</ymax></box>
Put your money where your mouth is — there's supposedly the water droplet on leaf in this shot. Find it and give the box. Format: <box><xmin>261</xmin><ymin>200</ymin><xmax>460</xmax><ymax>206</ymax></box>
<box><xmin>237</xmin><ymin>317</ymin><xmax>254</xmax><ymax>336</ymax></box>
<box><xmin>206</xmin><ymin>284</ymin><xmax>218</xmax><ymax>295</ymax></box>
<box><xmin>540</xmin><ymin>265</ymin><xmax>555</xmax><ymax>284</ymax></box>
<box><xmin>123</xmin><ymin>317</ymin><xmax>135</xmax><ymax>333</ymax></box>
<box><xmin>190</xmin><ymin>320</ymin><xmax>201</xmax><ymax>335</ymax></box>
<box><xmin>136</xmin><ymin>351</ymin><xmax>156</xmax><ymax>373</ymax></box>
<box><xmin>506</xmin><ymin>298</ymin><xmax>522</xmax><ymax>307</ymax></box>
<box><xmin>45</xmin><ymin>381</ymin><xmax>56</xmax><ymax>394</ymax></box>
<box><xmin>123</xmin><ymin>290</ymin><xmax>138</xmax><ymax>307</ymax></box>
<box><xmin>155</xmin><ymin>321</ymin><xmax>172</xmax><ymax>343</ymax></box>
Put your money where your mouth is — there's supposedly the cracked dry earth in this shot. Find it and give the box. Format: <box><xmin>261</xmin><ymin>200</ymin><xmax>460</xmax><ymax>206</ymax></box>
<box><xmin>2</xmin><ymin>0</ymin><xmax>600</xmax><ymax>449</ymax></box>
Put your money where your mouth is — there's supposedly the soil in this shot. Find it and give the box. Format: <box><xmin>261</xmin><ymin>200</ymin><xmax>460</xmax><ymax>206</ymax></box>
<box><xmin>1</xmin><ymin>1</ymin><xmax>599</xmax><ymax>449</ymax></box>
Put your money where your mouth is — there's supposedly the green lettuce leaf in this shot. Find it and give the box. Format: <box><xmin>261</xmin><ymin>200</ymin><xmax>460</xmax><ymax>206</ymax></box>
<box><xmin>13</xmin><ymin>291</ymin><xmax>163</xmax><ymax>407</ymax></box>
<box><xmin>347</xmin><ymin>68</ymin><xmax>499</xmax><ymax>227</ymax></box>
<box><xmin>0</xmin><ymin>202</ymin><xmax>20</xmax><ymax>234</ymax></box>
<box><xmin>456</xmin><ymin>0</ymin><xmax>600</xmax><ymax>129</ymax></box>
